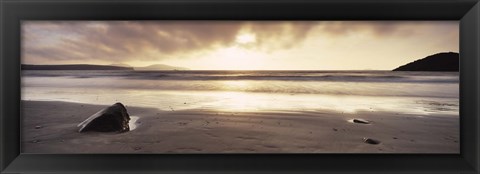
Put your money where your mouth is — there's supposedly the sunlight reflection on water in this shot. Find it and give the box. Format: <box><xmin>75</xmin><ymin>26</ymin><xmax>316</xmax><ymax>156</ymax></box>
<box><xmin>21</xmin><ymin>71</ymin><xmax>459</xmax><ymax>116</ymax></box>
<box><xmin>22</xmin><ymin>87</ymin><xmax>458</xmax><ymax>115</ymax></box>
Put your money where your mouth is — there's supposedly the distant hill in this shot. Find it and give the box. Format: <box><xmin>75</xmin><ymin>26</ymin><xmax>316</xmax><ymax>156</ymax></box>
<box><xmin>393</xmin><ymin>52</ymin><xmax>459</xmax><ymax>71</ymax></box>
<box><xmin>109</xmin><ymin>63</ymin><xmax>132</xmax><ymax>68</ymax></box>
<box><xmin>134</xmin><ymin>64</ymin><xmax>189</xmax><ymax>71</ymax></box>
<box><xmin>22</xmin><ymin>64</ymin><xmax>134</xmax><ymax>70</ymax></box>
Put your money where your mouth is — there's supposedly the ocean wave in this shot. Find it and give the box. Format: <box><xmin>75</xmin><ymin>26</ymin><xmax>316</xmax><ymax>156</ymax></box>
<box><xmin>22</xmin><ymin>70</ymin><xmax>459</xmax><ymax>83</ymax></box>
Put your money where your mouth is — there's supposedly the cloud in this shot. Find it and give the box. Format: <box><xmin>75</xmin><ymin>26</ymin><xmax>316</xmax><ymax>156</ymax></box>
<box><xmin>22</xmin><ymin>21</ymin><xmax>457</xmax><ymax>65</ymax></box>
<box><xmin>23</xmin><ymin>21</ymin><xmax>316</xmax><ymax>63</ymax></box>
<box><xmin>318</xmin><ymin>21</ymin><xmax>457</xmax><ymax>37</ymax></box>
<box><xmin>23</xmin><ymin>21</ymin><xmax>240</xmax><ymax>63</ymax></box>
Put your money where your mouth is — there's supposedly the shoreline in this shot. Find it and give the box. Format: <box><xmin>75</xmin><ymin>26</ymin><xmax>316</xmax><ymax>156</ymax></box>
<box><xmin>22</xmin><ymin>100</ymin><xmax>459</xmax><ymax>153</ymax></box>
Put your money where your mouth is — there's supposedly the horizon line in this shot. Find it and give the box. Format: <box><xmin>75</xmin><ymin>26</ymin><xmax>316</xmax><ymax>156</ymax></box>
<box><xmin>21</xmin><ymin>64</ymin><xmax>392</xmax><ymax>71</ymax></box>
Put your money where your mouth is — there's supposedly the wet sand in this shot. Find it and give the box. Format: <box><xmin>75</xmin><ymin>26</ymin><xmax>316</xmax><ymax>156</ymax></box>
<box><xmin>21</xmin><ymin>100</ymin><xmax>459</xmax><ymax>153</ymax></box>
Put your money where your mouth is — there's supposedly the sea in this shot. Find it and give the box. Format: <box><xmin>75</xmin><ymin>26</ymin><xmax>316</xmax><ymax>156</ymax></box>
<box><xmin>21</xmin><ymin>70</ymin><xmax>459</xmax><ymax>115</ymax></box>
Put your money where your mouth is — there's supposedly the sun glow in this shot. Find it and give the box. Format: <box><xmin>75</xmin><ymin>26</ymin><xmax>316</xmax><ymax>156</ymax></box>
<box><xmin>235</xmin><ymin>33</ymin><xmax>256</xmax><ymax>44</ymax></box>
<box><xmin>205</xmin><ymin>46</ymin><xmax>266</xmax><ymax>70</ymax></box>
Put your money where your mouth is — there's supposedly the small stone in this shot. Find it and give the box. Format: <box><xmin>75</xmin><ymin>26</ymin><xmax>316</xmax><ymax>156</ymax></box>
<box><xmin>32</xmin><ymin>140</ymin><xmax>40</xmax><ymax>143</ymax></box>
<box><xmin>363</xmin><ymin>138</ymin><xmax>380</xmax><ymax>145</ymax></box>
<box><xmin>35</xmin><ymin>126</ymin><xmax>42</xmax><ymax>129</ymax></box>
<box><xmin>393</xmin><ymin>137</ymin><xmax>398</xmax><ymax>139</ymax></box>
<box><xmin>133</xmin><ymin>147</ymin><xmax>142</xmax><ymax>150</ymax></box>
<box><xmin>332</xmin><ymin>128</ymin><xmax>338</xmax><ymax>131</ymax></box>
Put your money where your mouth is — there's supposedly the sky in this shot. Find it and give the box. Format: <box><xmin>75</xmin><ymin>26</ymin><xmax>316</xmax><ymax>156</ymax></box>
<box><xmin>22</xmin><ymin>21</ymin><xmax>458</xmax><ymax>70</ymax></box>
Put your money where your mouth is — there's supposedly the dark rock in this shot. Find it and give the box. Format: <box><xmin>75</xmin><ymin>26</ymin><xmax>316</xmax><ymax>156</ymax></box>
<box><xmin>363</xmin><ymin>138</ymin><xmax>381</xmax><ymax>145</ymax></box>
<box><xmin>77</xmin><ymin>103</ymin><xmax>130</xmax><ymax>133</ymax></box>
<box><xmin>353</xmin><ymin>119</ymin><xmax>370</xmax><ymax>124</ymax></box>
<box><xmin>392</xmin><ymin>52</ymin><xmax>459</xmax><ymax>71</ymax></box>
<box><xmin>35</xmin><ymin>125</ymin><xmax>42</xmax><ymax>129</ymax></box>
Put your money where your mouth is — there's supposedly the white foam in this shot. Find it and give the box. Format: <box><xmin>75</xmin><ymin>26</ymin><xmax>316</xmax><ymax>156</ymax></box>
<box><xmin>129</xmin><ymin>116</ymin><xmax>140</xmax><ymax>131</ymax></box>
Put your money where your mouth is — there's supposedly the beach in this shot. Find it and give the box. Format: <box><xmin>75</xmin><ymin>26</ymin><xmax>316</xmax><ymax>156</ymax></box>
<box><xmin>21</xmin><ymin>70</ymin><xmax>459</xmax><ymax>153</ymax></box>
<box><xmin>22</xmin><ymin>100</ymin><xmax>459</xmax><ymax>153</ymax></box>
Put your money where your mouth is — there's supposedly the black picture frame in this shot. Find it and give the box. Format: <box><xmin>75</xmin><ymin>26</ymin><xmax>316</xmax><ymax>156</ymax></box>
<box><xmin>1</xmin><ymin>0</ymin><xmax>479</xmax><ymax>173</ymax></box>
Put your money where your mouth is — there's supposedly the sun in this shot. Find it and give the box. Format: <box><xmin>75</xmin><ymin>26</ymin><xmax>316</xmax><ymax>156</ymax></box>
<box><xmin>235</xmin><ymin>33</ymin><xmax>256</xmax><ymax>44</ymax></box>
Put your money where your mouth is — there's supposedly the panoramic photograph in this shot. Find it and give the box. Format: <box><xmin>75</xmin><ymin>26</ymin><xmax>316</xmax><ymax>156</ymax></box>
<box><xmin>21</xmin><ymin>21</ymin><xmax>459</xmax><ymax>153</ymax></box>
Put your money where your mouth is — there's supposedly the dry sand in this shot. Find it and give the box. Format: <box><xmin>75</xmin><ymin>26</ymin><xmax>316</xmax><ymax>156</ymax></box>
<box><xmin>21</xmin><ymin>100</ymin><xmax>459</xmax><ymax>153</ymax></box>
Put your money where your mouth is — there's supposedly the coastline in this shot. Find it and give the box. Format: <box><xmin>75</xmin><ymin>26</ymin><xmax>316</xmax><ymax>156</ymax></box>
<box><xmin>22</xmin><ymin>100</ymin><xmax>459</xmax><ymax>153</ymax></box>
